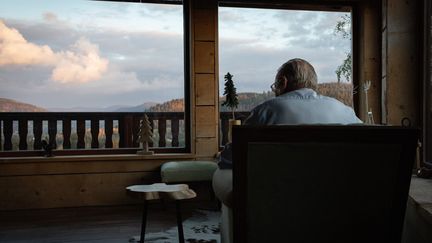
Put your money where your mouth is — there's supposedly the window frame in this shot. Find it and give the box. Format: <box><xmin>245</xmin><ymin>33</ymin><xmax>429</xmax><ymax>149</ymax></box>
<box><xmin>0</xmin><ymin>0</ymin><xmax>191</xmax><ymax>157</ymax></box>
<box><xmin>217</xmin><ymin>0</ymin><xmax>360</xmax><ymax>114</ymax></box>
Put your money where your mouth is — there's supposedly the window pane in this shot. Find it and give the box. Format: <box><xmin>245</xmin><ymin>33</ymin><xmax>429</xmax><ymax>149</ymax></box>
<box><xmin>0</xmin><ymin>0</ymin><xmax>185</xmax><ymax>151</ymax></box>
<box><xmin>219</xmin><ymin>7</ymin><xmax>353</xmax><ymax>112</ymax></box>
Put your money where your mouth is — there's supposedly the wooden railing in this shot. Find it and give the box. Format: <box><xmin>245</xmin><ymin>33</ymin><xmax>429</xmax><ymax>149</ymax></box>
<box><xmin>0</xmin><ymin>112</ymin><xmax>184</xmax><ymax>153</ymax></box>
<box><xmin>0</xmin><ymin>111</ymin><xmax>250</xmax><ymax>154</ymax></box>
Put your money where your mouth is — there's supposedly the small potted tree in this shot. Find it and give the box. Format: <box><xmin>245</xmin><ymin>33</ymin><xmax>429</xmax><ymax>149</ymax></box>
<box><xmin>137</xmin><ymin>114</ymin><xmax>154</xmax><ymax>155</ymax></box>
<box><xmin>222</xmin><ymin>72</ymin><xmax>241</xmax><ymax>143</ymax></box>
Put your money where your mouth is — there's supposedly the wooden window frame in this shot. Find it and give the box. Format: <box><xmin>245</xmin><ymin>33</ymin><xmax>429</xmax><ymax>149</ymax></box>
<box><xmin>0</xmin><ymin>0</ymin><xmax>191</xmax><ymax>157</ymax></box>
<box><xmin>217</xmin><ymin>0</ymin><xmax>360</xmax><ymax>114</ymax></box>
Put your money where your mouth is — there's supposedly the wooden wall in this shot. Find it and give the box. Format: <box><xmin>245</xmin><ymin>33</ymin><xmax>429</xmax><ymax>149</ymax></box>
<box><xmin>0</xmin><ymin>155</ymin><xmax>194</xmax><ymax>210</ymax></box>
<box><xmin>191</xmin><ymin>0</ymin><xmax>220</xmax><ymax>160</ymax></box>
<box><xmin>382</xmin><ymin>0</ymin><xmax>421</xmax><ymax>126</ymax></box>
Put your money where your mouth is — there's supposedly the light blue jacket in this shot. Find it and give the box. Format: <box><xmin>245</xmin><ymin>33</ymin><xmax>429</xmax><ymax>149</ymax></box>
<box><xmin>244</xmin><ymin>88</ymin><xmax>362</xmax><ymax>125</ymax></box>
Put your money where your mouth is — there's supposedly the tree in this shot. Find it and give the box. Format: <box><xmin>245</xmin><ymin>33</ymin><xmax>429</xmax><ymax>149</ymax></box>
<box><xmin>137</xmin><ymin>114</ymin><xmax>154</xmax><ymax>155</ymax></box>
<box><xmin>221</xmin><ymin>72</ymin><xmax>239</xmax><ymax>119</ymax></box>
<box><xmin>334</xmin><ymin>14</ymin><xmax>352</xmax><ymax>83</ymax></box>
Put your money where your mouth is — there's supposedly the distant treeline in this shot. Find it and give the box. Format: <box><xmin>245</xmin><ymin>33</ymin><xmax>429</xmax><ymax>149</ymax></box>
<box><xmin>147</xmin><ymin>82</ymin><xmax>354</xmax><ymax>112</ymax></box>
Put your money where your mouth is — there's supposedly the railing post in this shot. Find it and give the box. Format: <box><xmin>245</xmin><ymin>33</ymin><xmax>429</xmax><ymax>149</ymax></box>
<box><xmin>105</xmin><ymin>119</ymin><xmax>113</xmax><ymax>148</ymax></box>
<box><xmin>3</xmin><ymin>119</ymin><xmax>12</xmax><ymax>151</ymax></box>
<box><xmin>119</xmin><ymin>115</ymin><xmax>133</xmax><ymax>148</ymax></box>
<box><xmin>158</xmin><ymin>118</ymin><xmax>167</xmax><ymax>147</ymax></box>
<box><xmin>33</xmin><ymin>119</ymin><xmax>42</xmax><ymax>150</ymax></box>
<box><xmin>91</xmin><ymin>119</ymin><xmax>99</xmax><ymax>148</ymax></box>
<box><xmin>77</xmin><ymin>118</ymin><xmax>85</xmax><ymax>149</ymax></box>
<box><xmin>48</xmin><ymin>119</ymin><xmax>57</xmax><ymax>148</ymax></box>
<box><xmin>171</xmin><ymin>118</ymin><xmax>179</xmax><ymax>147</ymax></box>
<box><xmin>18</xmin><ymin>119</ymin><xmax>28</xmax><ymax>150</ymax></box>
<box><xmin>133</xmin><ymin>116</ymin><xmax>140</xmax><ymax>147</ymax></box>
<box><xmin>63</xmin><ymin>119</ymin><xmax>71</xmax><ymax>149</ymax></box>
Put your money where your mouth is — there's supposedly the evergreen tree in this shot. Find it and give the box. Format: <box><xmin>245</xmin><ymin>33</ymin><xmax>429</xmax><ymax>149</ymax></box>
<box><xmin>222</xmin><ymin>72</ymin><xmax>239</xmax><ymax>119</ymax></box>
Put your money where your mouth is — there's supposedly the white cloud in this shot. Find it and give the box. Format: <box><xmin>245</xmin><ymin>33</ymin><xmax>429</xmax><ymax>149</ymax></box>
<box><xmin>0</xmin><ymin>20</ymin><xmax>108</xmax><ymax>83</ymax></box>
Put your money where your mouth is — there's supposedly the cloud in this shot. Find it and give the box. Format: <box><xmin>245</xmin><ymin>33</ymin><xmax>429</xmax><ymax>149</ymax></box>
<box><xmin>0</xmin><ymin>20</ymin><xmax>108</xmax><ymax>83</ymax></box>
<box><xmin>51</xmin><ymin>38</ymin><xmax>109</xmax><ymax>83</ymax></box>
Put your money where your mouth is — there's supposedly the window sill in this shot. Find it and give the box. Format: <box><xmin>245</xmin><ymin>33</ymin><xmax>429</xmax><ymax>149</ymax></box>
<box><xmin>0</xmin><ymin>153</ymin><xmax>195</xmax><ymax>164</ymax></box>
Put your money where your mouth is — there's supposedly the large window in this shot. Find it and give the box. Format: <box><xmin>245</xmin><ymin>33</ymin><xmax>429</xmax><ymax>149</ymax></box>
<box><xmin>0</xmin><ymin>0</ymin><xmax>188</xmax><ymax>154</ymax></box>
<box><xmin>219</xmin><ymin>6</ymin><xmax>353</xmax><ymax>111</ymax></box>
<box><xmin>218</xmin><ymin>4</ymin><xmax>354</xmax><ymax>144</ymax></box>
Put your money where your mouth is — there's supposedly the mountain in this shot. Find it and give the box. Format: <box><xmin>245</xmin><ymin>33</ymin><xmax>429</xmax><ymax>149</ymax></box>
<box><xmin>148</xmin><ymin>99</ymin><xmax>184</xmax><ymax>112</ymax></box>
<box><xmin>114</xmin><ymin>102</ymin><xmax>159</xmax><ymax>112</ymax></box>
<box><xmin>0</xmin><ymin>98</ymin><xmax>47</xmax><ymax>112</ymax></box>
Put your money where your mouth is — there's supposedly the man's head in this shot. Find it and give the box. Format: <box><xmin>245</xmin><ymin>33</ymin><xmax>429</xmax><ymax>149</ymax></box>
<box><xmin>271</xmin><ymin>58</ymin><xmax>318</xmax><ymax>96</ymax></box>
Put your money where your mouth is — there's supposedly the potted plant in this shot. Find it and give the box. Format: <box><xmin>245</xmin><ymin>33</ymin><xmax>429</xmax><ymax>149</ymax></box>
<box><xmin>222</xmin><ymin>72</ymin><xmax>241</xmax><ymax>143</ymax></box>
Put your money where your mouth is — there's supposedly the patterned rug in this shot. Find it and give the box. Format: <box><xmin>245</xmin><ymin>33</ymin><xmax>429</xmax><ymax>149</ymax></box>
<box><xmin>130</xmin><ymin>210</ymin><xmax>220</xmax><ymax>243</ymax></box>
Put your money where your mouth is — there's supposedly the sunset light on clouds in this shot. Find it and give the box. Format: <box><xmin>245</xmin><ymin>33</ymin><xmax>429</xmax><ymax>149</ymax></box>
<box><xmin>0</xmin><ymin>0</ymin><xmax>350</xmax><ymax>110</ymax></box>
<box><xmin>0</xmin><ymin>21</ymin><xmax>108</xmax><ymax>83</ymax></box>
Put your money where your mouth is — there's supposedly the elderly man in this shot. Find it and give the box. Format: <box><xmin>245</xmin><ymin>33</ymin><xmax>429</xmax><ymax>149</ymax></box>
<box><xmin>244</xmin><ymin>58</ymin><xmax>361</xmax><ymax>125</ymax></box>
<box><xmin>214</xmin><ymin>58</ymin><xmax>362</xmax><ymax>243</ymax></box>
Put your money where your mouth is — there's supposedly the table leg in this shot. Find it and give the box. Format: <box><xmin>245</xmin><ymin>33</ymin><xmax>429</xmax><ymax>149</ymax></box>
<box><xmin>175</xmin><ymin>200</ymin><xmax>185</xmax><ymax>243</ymax></box>
<box><xmin>140</xmin><ymin>200</ymin><xmax>148</xmax><ymax>243</ymax></box>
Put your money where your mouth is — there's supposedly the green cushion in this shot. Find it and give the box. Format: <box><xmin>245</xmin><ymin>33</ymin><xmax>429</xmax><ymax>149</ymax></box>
<box><xmin>161</xmin><ymin>161</ymin><xmax>218</xmax><ymax>183</ymax></box>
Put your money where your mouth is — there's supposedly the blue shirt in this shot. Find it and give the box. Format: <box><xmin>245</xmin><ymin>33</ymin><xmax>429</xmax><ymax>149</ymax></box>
<box><xmin>244</xmin><ymin>88</ymin><xmax>362</xmax><ymax>125</ymax></box>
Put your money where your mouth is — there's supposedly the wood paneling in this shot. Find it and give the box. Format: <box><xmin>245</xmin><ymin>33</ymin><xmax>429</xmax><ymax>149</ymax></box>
<box><xmin>196</xmin><ymin>74</ymin><xmax>216</xmax><ymax>105</ymax></box>
<box><xmin>194</xmin><ymin>41</ymin><xmax>215</xmax><ymax>73</ymax></box>
<box><xmin>195</xmin><ymin>106</ymin><xmax>217</xmax><ymax>138</ymax></box>
<box><xmin>195</xmin><ymin>138</ymin><xmax>218</xmax><ymax>158</ymax></box>
<box><xmin>191</xmin><ymin>0</ymin><xmax>219</xmax><ymax>159</ymax></box>
<box><xmin>0</xmin><ymin>172</ymin><xmax>158</xmax><ymax>210</ymax></box>
<box><xmin>194</xmin><ymin>9</ymin><xmax>216</xmax><ymax>41</ymax></box>
<box><xmin>382</xmin><ymin>0</ymin><xmax>420</xmax><ymax>126</ymax></box>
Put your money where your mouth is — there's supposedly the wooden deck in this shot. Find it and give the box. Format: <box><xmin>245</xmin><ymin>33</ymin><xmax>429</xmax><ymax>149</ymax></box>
<box><xmin>0</xmin><ymin>203</ymin><xmax>205</xmax><ymax>243</ymax></box>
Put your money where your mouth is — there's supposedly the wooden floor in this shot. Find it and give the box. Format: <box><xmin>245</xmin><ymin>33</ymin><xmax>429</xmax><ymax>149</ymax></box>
<box><xmin>0</xmin><ymin>202</ymin><xmax>209</xmax><ymax>243</ymax></box>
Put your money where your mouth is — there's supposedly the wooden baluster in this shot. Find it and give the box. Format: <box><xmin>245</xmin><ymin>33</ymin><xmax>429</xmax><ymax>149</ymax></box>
<box><xmin>158</xmin><ymin>118</ymin><xmax>166</xmax><ymax>147</ymax></box>
<box><xmin>221</xmin><ymin>117</ymin><xmax>229</xmax><ymax>146</ymax></box>
<box><xmin>105</xmin><ymin>118</ymin><xmax>113</xmax><ymax>148</ymax></box>
<box><xmin>171</xmin><ymin>118</ymin><xmax>179</xmax><ymax>147</ymax></box>
<box><xmin>63</xmin><ymin>119</ymin><xmax>71</xmax><ymax>149</ymax></box>
<box><xmin>48</xmin><ymin>119</ymin><xmax>57</xmax><ymax>148</ymax></box>
<box><xmin>91</xmin><ymin>119</ymin><xmax>99</xmax><ymax>148</ymax></box>
<box><xmin>119</xmin><ymin>115</ymin><xmax>133</xmax><ymax>148</ymax></box>
<box><xmin>77</xmin><ymin>118</ymin><xmax>85</xmax><ymax>149</ymax></box>
<box><xmin>132</xmin><ymin>116</ymin><xmax>140</xmax><ymax>147</ymax></box>
<box><xmin>3</xmin><ymin>119</ymin><xmax>12</xmax><ymax>151</ymax></box>
<box><xmin>18</xmin><ymin>119</ymin><xmax>28</xmax><ymax>150</ymax></box>
<box><xmin>148</xmin><ymin>119</ymin><xmax>154</xmax><ymax>148</ymax></box>
<box><xmin>105</xmin><ymin>119</ymin><xmax>113</xmax><ymax>148</ymax></box>
<box><xmin>33</xmin><ymin>119</ymin><xmax>42</xmax><ymax>150</ymax></box>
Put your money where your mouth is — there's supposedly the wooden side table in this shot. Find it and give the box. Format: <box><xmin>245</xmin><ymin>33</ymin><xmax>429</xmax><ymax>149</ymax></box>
<box><xmin>126</xmin><ymin>183</ymin><xmax>196</xmax><ymax>243</ymax></box>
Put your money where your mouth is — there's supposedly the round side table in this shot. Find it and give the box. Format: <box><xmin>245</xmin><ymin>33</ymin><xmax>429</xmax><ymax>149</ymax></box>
<box><xmin>126</xmin><ymin>183</ymin><xmax>196</xmax><ymax>243</ymax></box>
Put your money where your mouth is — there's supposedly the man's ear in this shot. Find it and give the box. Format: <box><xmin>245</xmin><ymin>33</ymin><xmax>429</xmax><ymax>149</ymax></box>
<box><xmin>281</xmin><ymin>76</ymin><xmax>289</xmax><ymax>92</ymax></box>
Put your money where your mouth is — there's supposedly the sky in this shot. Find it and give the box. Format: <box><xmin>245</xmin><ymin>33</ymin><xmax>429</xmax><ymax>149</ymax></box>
<box><xmin>0</xmin><ymin>0</ymin><xmax>350</xmax><ymax>109</ymax></box>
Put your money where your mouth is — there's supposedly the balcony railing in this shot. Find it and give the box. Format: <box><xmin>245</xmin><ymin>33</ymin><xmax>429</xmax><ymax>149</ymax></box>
<box><xmin>0</xmin><ymin>111</ymin><xmax>250</xmax><ymax>156</ymax></box>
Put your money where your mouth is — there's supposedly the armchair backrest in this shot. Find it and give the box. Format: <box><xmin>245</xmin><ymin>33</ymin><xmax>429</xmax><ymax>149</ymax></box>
<box><xmin>232</xmin><ymin>125</ymin><xmax>418</xmax><ymax>243</ymax></box>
